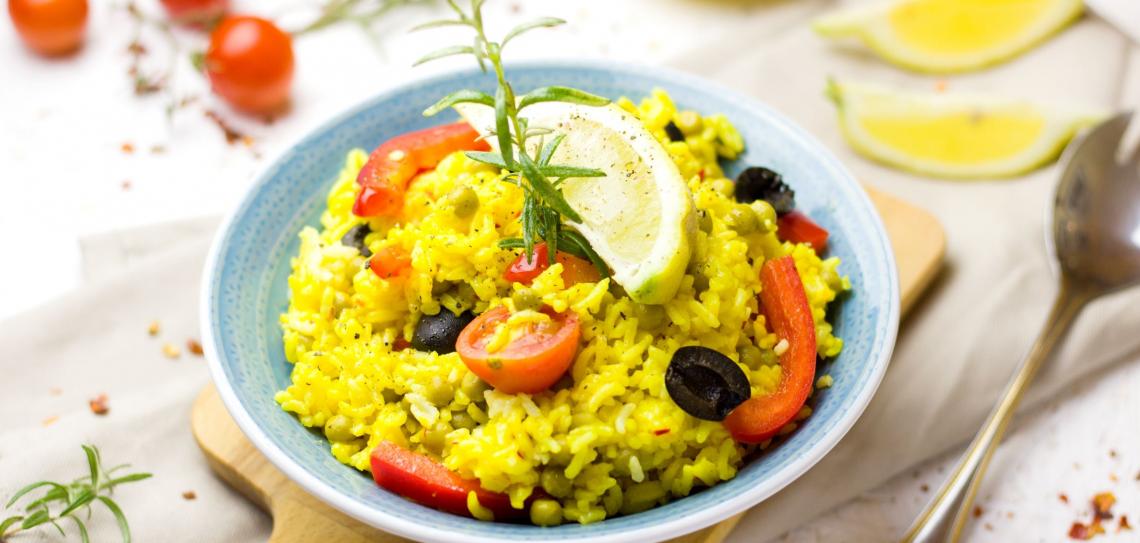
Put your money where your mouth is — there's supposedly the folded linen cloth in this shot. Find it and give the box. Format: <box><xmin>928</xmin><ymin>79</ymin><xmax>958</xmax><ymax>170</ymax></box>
<box><xmin>2</xmin><ymin>14</ymin><xmax>1140</xmax><ymax>543</ymax></box>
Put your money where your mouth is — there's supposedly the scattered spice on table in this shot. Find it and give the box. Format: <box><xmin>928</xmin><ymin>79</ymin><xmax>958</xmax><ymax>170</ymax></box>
<box><xmin>1120</xmin><ymin>515</ymin><xmax>1131</xmax><ymax>532</ymax></box>
<box><xmin>204</xmin><ymin>110</ymin><xmax>248</xmax><ymax>145</ymax></box>
<box><xmin>973</xmin><ymin>505</ymin><xmax>984</xmax><ymax>518</ymax></box>
<box><xmin>920</xmin><ymin>484</ymin><xmax>930</xmax><ymax>492</ymax></box>
<box><xmin>983</xmin><ymin>523</ymin><xmax>993</xmax><ymax>531</ymax></box>
<box><xmin>182</xmin><ymin>490</ymin><xmax>197</xmax><ymax>500</ymax></box>
<box><xmin>122</xmin><ymin>180</ymin><xmax>133</xmax><ymax>191</ymax></box>
<box><xmin>1109</xmin><ymin>473</ymin><xmax>1118</xmax><ymax>482</ymax></box>
<box><xmin>1108</xmin><ymin>449</ymin><xmax>1118</xmax><ymax>458</ymax></box>
<box><xmin>121</xmin><ymin>142</ymin><xmax>135</xmax><ymax>154</ymax></box>
<box><xmin>1067</xmin><ymin>491</ymin><xmax>1118</xmax><ymax>540</ymax></box>
<box><xmin>162</xmin><ymin>343</ymin><xmax>182</xmax><ymax>359</ymax></box>
<box><xmin>89</xmin><ymin>394</ymin><xmax>110</xmax><ymax>415</ymax></box>
<box><xmin>150</xmin><ymin>145</ymin><xmax>166</xmax><ymax>154</ymax></box>
<box><xmin>148</xmin><ymin>320</ymin><xmax>161</xmax><ymax>336</ymax></box>
<box><xmin>1060</xmin><ymin>493</ymin><xmax>1070</xmax><ymax>504</ymax></box>
<box><xmin>41</xmin><ymin>415</ymin><xmax>59</xmax><ymax>427</ymax></box>
<box><xmin>187</xmin><ymin>339</ymin><xmax>204</xmax><ymax>356</ymax></box>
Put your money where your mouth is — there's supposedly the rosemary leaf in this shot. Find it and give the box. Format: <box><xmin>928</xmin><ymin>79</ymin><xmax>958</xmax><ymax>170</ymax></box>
<box><xmin>517</xmin><ymin>152</ymin><xmax>582</xmax><ymax>223</ymax></box>
<box><xmin>98</xmin><ymin>497</ymin><xmax>131</xmax><ymax>543</ymax></box>
<box><xmin>0</xmin><ymin>515</ymin><xmax>24</xmax><ymax>535</ymax></box>
<box><xmin>518</xmin><ymin>86</ymin><xmax>610</xmax><ymax>110</ymax></box>
<box><xmin>538</xmin><ymin>134</ymin><xmax>566</xmax><ymax>166</ymax></box>
<box><xmin>68</xmin><ymin>514</ymin><xmax>90</xmax><ymax>543</ymax></box>
<box><xmin>494</xmin><ymin>86</ymin><xmax>515</xmax><ymax>167</ymax></box>
<box><xmin>6</xmin><ymin>481</ymin><xmax>66</xmax><ymax>509</ymax></box>
<box><xmin>502</xmin><ymin>17</ymin><xmax>565</xmax><ymax>46</ymax></box>
<box><xmin>413</xmin><ymin>45</ymin><xmax>475</xmax><ymax>66</ymax></box>
<box><xmin>465</xmin><ymin>151</ymin><xmax>508</xmax><ymax>168</ymax></box>
<box><xmin>410</xmin><ymin>19</ymin><xmax>468</xmax><ymax>31</ymax></box>
<box><xmin>423</xmin><ymin>89</ymin><xmax>494</xmax><ymax>116</ymax></box>
<box><xmin>539</xmin><ymin>165</ymin><xmax>606</xmax><ymax>178</ymax></box>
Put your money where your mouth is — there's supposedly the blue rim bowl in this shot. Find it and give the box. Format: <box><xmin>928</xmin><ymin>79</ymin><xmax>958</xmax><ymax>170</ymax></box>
<box><xmin>201</xmin><ymin>60</ymin><xmax>899</xmax><ymax>543</ymax></box>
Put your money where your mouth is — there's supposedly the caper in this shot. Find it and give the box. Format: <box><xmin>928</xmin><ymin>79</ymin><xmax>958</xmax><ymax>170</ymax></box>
<box><xmin>529</xmin><ymin>499</ymin><xmax>563</xmax><ymax>527</ymax></box>
<box><xmin>711</xmin><ymin>178</ymin><xmax>735</xmax><ymax>198</ymax></box>
<box><xmin>540</xmin><ymin>468</ymin><xmax>573</xmax><ymax>498</ymax></box>
<box><xmin>620</xmin><ymin>482</ymin><xmax>666</xmax><ymax>515</ymax></box>
<box><xmin>602</xmin><ymin>485</ymin><xmax>623</xmax><ymax>516</ymax></box>
<box><xmin>451</xmin><ymin>412</ymin><xmax>477</xmax><ymax>430</ymax></box>
<box><xmin>749</xmin><ymin>200</ymin><xmax>778</xmax><ymax>233</ymax></box>
<box><xmin>422</xmin><ymin>425</ymin><xmax>448</xmax><ymax>453</ymax></box>
<box><xmin>724</xmin><ymin>205</ymin><xmax>759</xmax><ymax>235</ymax></box>
<box><xmin>425</xmin><ymin>377</ymin><xmax>454</xmax><ymax>407</ymax></box>
<box><xmin>324</xmin><ymin>415</ymin><xmax>355</xmax><ymax>442</ymax></box>
<box><xmin>511</xmin><ymin>288</ymin><xmax>542</xmax><ymax>311</ymax></box>
<box><xmin>448</xmin><ymin>186</ymin><xmax>480</xmax><ymax>218</ymax></box>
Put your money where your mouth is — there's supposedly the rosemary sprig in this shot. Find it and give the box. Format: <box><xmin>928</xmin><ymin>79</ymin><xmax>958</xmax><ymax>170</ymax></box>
<box><xmin>414</xmin><ymin>0</ymin><xmax>611</xmax><ymax>275</ymax></box>
<box><xmin>293</xmin><ymin>0</ymin><xmax>431</xmax><ymax>37</ymax></box>
<box><xmin>1</xmin><ymin>445</ymin><xmax>152</xmax><ymax>543</ymax></box>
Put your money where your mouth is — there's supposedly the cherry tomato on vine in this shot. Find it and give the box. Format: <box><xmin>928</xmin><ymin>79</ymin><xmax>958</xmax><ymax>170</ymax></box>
<box><xmin>204</xmin><ymin>15</ymin><xmax>294</xmax><ymax>115</ymax></box>
<box><xmin>7</xmin><ymin>0</ymin><xmax>87</xmax><ymax>56</ymax></box>
<box><xmin>159</xmin><ymin>0</ymin><xmax>228</xmax><ymax>26</ymax></box>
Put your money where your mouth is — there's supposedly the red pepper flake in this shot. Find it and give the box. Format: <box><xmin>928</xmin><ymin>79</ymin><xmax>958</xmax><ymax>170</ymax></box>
<box><xmin>1060</xmin><ymin>493</ymin><xmax>1070</xmax><ymax>504</ymax></box>
<box><xmin>89</xmin><ymin>394</ymin><xmax>110</xmax><ymax>415</ymax></box>
<box><xmin>393</xmin><ymin>338</ymin><xmax>411</xmax><ymax>351</ymax></box>
<box><xmin>42</xmin><ymin>415</ymin><xmax>59</xmax><ymax>427</ymax></box>
<box><xmin>121</xmin><ymin>142</ymin><xmax>135</xmax><ymax>154</ymax></box>
<box><xmin>204</xmin><ymin>110</ymin><xmax>247</xmax><ymax>145</ymax></box>
<box><xmin>1092</xmin><ymin>492</ymin><xmax>1115</xmax><ymax>520</ymax></box>
<box><xmin>653</xmin><ymin>428</ymin><xmax>670</xmax><ymax>436</ymax></box>
<box><xmin>934</xmin><ymin>80</ymin><xmax>948</xmax><ymax>92</ymax></box>
<box><xmin>1069</xmin><ymin>521</ymin><xmax>1106</xmax><ymax>540</ymax></box>
<box><xmin>182</xmin><ymin>490</ymin><xmax>197</xmax><ymax>500</ymax></box>
<box><xmin>973</xmin><ymin>506</ymin><xmax>984</xmax><ymax>518</ymax></box>
<box><xmin>1119</xmin><ymin>515</ymin><xmax>1131</xmax><ymax>532</ymax></box>
<box><xmin>187</xmin><ymin>339</ymin><xmax>204</xmax><ymax>356</ymax></box>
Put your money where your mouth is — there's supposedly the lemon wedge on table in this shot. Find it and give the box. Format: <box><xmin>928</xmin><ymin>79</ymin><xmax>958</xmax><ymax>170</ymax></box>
<box><xmin>814</xmin><ymin>0</ymin><xmax>1084</xmax><ymax>73</ymax></box>
<box><xmin>828</xmin><ymin>80</ymin><xmax>1104</xmax><ymax>179</ymax></box>
<box><xmin>455</xmin><ymin>101</ymin><xmax>695</xmax><ymax>304</ymax></box>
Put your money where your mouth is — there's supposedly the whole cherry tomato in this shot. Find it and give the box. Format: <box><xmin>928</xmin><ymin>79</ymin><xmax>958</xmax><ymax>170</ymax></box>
<box><xmin>7</xmin><ymin>0</ymin><xmax>88</xmax><ymax>56</ymax></box>
<box><xmin>159</xmin><ymin>0</ymin><xmax>228</xmax><ymax>26</ymax></box>
<box><xmin>204</xmin><ymin>15</ymin><xmax>294</xmax><ymax>115</ymax></box>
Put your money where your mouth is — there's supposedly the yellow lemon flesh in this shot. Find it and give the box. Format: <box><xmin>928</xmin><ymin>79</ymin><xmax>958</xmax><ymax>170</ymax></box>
<box><xmin>828</xmin><ymin>80</ymin><xmax>1104</xmax><ymax>179</ymax></box>
<box><xmin>814</xmin><ymin>0</ymin><xmax>1084</xmax><ymax>73</ymax></box>
<box><xmin>456</xmin><ymin>102</ymin><xmax>694</xmax><ymax>304</ymax></box>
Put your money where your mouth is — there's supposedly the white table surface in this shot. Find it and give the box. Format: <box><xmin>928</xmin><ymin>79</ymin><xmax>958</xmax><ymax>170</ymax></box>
<box><xmin>2</xmin><ymin>1</ymin><xmax>1137</xmax><ymax>541</ymax></box>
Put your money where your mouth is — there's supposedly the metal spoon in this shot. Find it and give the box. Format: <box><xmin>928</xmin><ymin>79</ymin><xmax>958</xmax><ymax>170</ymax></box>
<box><xmin>902</xmin><ymin>112</ymin><xmax>1140</xmax><ymax>543</ymax></box>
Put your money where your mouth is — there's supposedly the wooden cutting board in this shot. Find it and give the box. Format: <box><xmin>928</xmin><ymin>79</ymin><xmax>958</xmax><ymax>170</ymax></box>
<box><xmin>191</xmin><ymin>186</ymin><xmax>945</xmax><ymax>543</ymax></box>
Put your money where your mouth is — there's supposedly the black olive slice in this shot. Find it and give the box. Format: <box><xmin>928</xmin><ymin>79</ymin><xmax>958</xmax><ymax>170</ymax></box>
<box><xmin>664</xmin><ymin>121</ymin><xmax>685</xmax><ymax>142</ymax></box>
<box><xmin>341</xmin><ymin>223</ymin><xmax>373</xmax><ymax>257</ymax></box>
<box><xmin>412</xmin><ymin>309</ymin><xmax>476</xmax><ymax>354</ymax></box>
<box><xmin>733</xmin><ymin>166</ymin><xmax>795</xmax><ymax>216</ymax></box>
<box><xmin>665</xmin><ymin>346</ymin><xmax>751</xmax><ymax>421</ymax></box>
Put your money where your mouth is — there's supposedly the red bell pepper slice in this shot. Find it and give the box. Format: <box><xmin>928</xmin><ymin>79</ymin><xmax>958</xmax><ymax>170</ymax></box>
<box><xmin>369</xmin><ymin>246</ymin><xmax>411</xmax><ymax>279</ymax></box>
<box><xmin>370</xmin><ymin>441</ymin><xmax>523</xmax><ymax>520</ymax></box>
<box><xmin>724</xmin><ymin>256</ymin><xmax>816</xmax><ymax>443</ymax></box>
<box><xmin>503</xmin><ymin>242</ymin><xmax>600</xmax><ymax>286</ymax></box>
<box><xmin>776</xmin><ymin>211</ymin><xmax>829</xmax><ymax>251</ymax></box>
<box><xmin>353</xmin><ymin>122</ymin><xmax>490</xmax><ymax>217</ymax></box>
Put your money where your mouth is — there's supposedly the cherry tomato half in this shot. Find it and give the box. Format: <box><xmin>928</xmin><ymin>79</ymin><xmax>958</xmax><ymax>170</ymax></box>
<box><xmin>354</xmin><ymin>122</ymin><xmax>489</xmax><ymax>217</ymax></box>
<box><xmin>503</xmin><ymin>242</ymin><xmax>601</xmax><ymax>286</ymax></box>
<box><xmin>204</xmin><ymin>15</ymin><xmax>294</xmax><ymax>115</ymax></box>
<box><xmin>8</xmin><ymin>0</ymin><xmax>87</xmax><ymax>56</ymax></box>
<box><xmin>456</xmin><ymin>306</ymin><xmax>580</xmax><ymax>394</ymax></box>
<box><xmin>160</xmin><ymin>0</ymin><xmax>228</xmax><ymax>26</ymax></box>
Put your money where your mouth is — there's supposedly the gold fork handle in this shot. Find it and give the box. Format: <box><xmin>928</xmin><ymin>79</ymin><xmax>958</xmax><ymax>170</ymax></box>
<box><xmin>901</xmin><ymin>277</ymin><xmax>1093</xmax><ymax>543</ymax></box>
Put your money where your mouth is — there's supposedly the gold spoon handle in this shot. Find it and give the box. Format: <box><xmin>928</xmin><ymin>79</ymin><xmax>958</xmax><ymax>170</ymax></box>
<box><xmin>901</xmin><ymin>277</ymin><xmax>1094</xmax><ymax>543</ymax></box>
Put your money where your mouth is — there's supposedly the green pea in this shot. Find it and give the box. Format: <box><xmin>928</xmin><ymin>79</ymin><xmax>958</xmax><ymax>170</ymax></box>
<box><xmin>511</xmin><ymin>288</ymin><xmax>542</xmax><ymax>311</ymax></box>
<box><xmin>460</xmin><ymin>374</ymin><xmax>489</xmax><ymax>403</ymax></box>
<box><xmin>675</xmin><ymin>110</ymin><xmax>703</xmax><ymax>135</ymax></box>
<box><xmin>529</xmin><ymin>499</ymin><xmax>563</xmax><ymax>527</ymax></box>
<box><xmin>426</xmin><ymin>378</ymin><xmax>454</xmax><ymax>407</ymax></box>
<box><xmin>324</xmin><ymin>415</ymin><xmax>355</xmax><ymax>442</ymax></box>
<box><xmin>697</xmin><ymin>210</ymin><xmax>713</xmax><ymax>233</ymax></box>
<box><xmin>620</xmin><ymin>482</ymin><xmax>666</xmax><ymax>515</ymax></box>
<box><xmin>451</xmin><ymin>412</ymin><xmax>477</xmax><ymax>430</ymax></box>
<box><xmin>691</xmin><ymin>270</ymin><xmax>709</xmax><ymax>292</ymax></box>
<box><xmin>739</xmin><ymin>345</ymin><xmax>763</xmax><ymax>368</ymax></box>
<box><xmin>749</xmin><ymin>200</ymin><xmax>778</xmax><ymax>233</ymax></box>
<box><xmin>711</xmin><ymin>178</ymin><xmax>734</xmax><ymax>198</ymax></box>
<box><xmin>724</xmin><ymin>205</ymin><xmax>758</xmax><ymax>235</ymax></box>
<box><xmin>602</xmin><ymin>485</ymin><xmax>623</xmax><ymax>517</ymax></box>
<box><xmin>540</xmin><ymin>468</ymin><xmax>573</xmax><ymax>498</ymax></box>
<box><xmin>448</xmin><ymin>186</ymin><xmax>480</xmax><ymax>218</ymax></box>
<box><xmin>422</xmin><ymin>425</ymin><xmax>448</xmax><ymax>453</ymax></box>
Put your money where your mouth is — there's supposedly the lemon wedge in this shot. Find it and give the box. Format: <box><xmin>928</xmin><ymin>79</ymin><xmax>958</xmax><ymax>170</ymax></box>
<box><xmin>814</xmin><ymin>0</ymin><xmax>1083</xmax><ymax>73</ymax></box>
<box><xmin>455</xmin><ymin>101</ymin><xmax>695</xmax><ymax>304</ymax></box>
<box><xmin>828</xmin><ymin>80</ymin><xmax>1104</xmax><ymax>179</ymax></box>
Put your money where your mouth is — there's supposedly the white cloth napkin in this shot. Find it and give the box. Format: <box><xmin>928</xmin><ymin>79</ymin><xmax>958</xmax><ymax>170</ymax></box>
<box><xmin>2</xmin><ymin>10</ymin><xmax>1140</xmax><ymax>543</ymax></box>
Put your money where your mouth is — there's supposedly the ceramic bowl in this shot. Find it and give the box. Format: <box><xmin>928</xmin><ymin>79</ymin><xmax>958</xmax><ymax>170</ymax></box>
<box><xmin>201</xmin><ymin>60</ymin><xmax>899</xmax><ymax>543</ymax></box>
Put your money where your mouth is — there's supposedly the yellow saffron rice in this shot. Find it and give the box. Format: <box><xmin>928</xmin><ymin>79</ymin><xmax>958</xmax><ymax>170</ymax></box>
<box><xmin>275</xmin><ymin>89</ymin><xmax>850</xmax><ymax>523</ymax></box>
